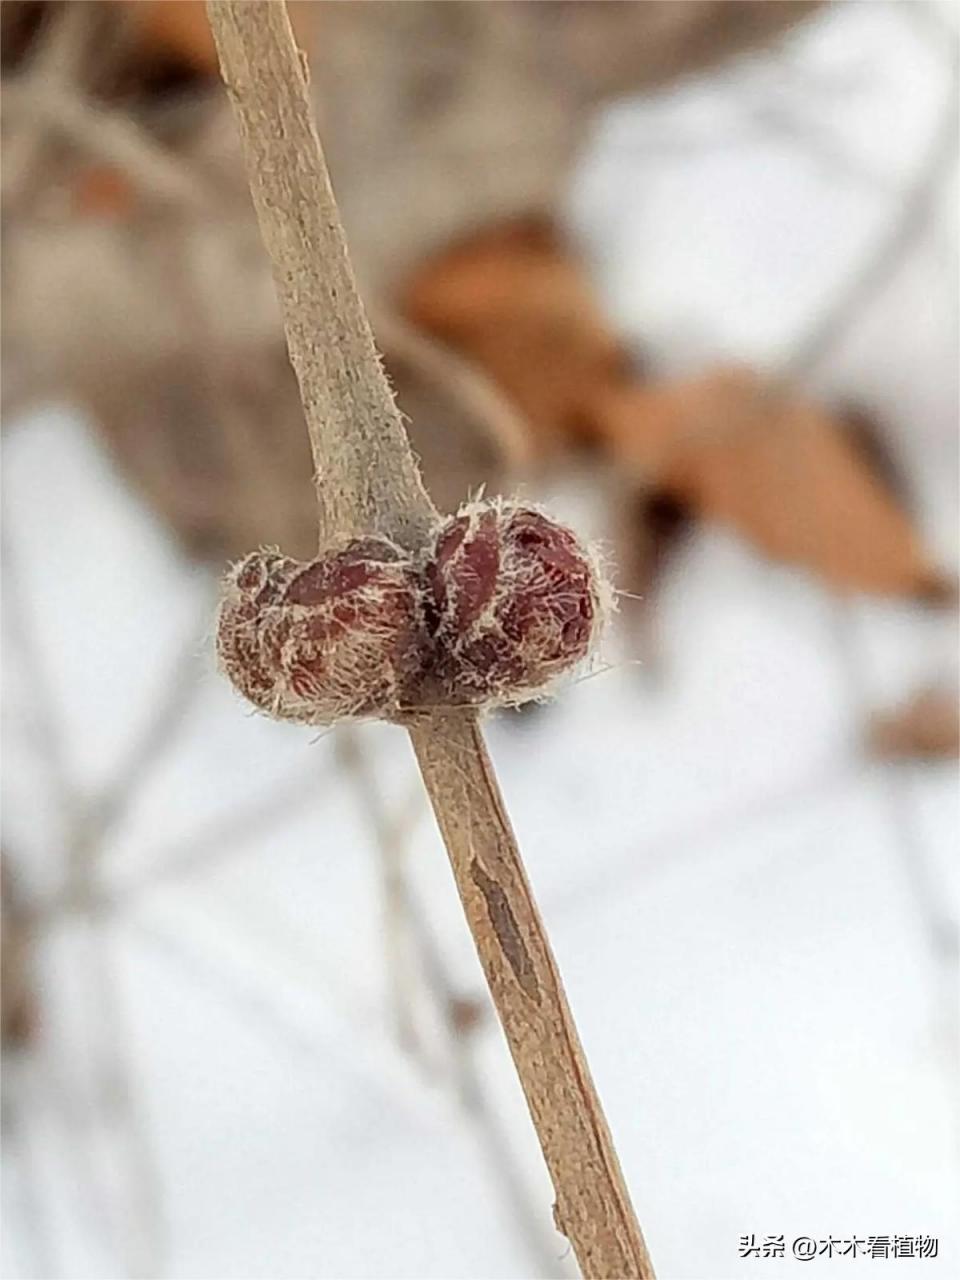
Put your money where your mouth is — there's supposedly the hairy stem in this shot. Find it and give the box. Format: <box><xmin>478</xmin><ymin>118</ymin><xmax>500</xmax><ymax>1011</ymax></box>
<box><xmin>206</xmin><ymin>0</ymin><xmax>434</xmax><ymax>552</ymax></box>
<box><xmin>207</xmin><ymin>4</ymin><xmax>654</xmax><ymax>1275</ymax></box>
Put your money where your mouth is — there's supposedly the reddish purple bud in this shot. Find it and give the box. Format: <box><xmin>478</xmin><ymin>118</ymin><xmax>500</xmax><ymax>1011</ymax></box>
<box><xmin>217</xmin><ymin>504</ymin><xmax>610</xmax><ymax>726</ymax></box>
<box><xmin>217</xmin><ymin>539</ymin><xmax>424</xmax><ymax>725</ymax></box>
<box><xmin>425</xmin><ymin>501</ymin><xmax>609</xmax><ymax>707</ymax></box>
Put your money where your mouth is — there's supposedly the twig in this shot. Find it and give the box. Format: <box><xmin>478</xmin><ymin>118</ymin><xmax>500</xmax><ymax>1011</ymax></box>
<box><xmin>2</xmin><ymin>524</ymin><xmax>76</xmax><ymax>828</ymax></box>
<box><xmin>406</xmin><ymin>712</ymin><xmax>652</xmax><ymax>1275</ymax></box>
<box><xmin>80</xmin><ymin>920</ymin><xmax>166</xmax><ymax>1280</ymax></box>
<box><xmin>79</xmin><ymin>605</ymin><xmax>210</xmax><ymax>855</ymax></box>
<box><xmin>774</xmin><ymin>9</ymin><xmax>960</xmax><ymax>965</ymax></box>
<box><xmin>207</xmin><ymin>1</ymin><xmax>434</xmax><ymax>554</ymax></box>
<box><xmin>370</xmin><ymin>308</ymin><xmax>534</xmax><ymax>476</ymax></box>
<box><xmin>130</xmin><ymin>912</ymin><xmax>433</xmax><ymax>1118</ymax></box>
<box><xmin>116</xmin><ymin>765</ymin><xmax>326</xmax><ymax>902</ymax></box>
<box><xmin>3</xmin><ymin>535</ymin><xmax>192</xmax><ymax>1279</ymax></box>
<box><xmin>1</xmin><ymin>82</ymin><xmax>208</xmax><ymax>210</ymax></box>
<box><xmin>206</xmin><ymin>4</ymin><xmax>654</xmax><ymax>1274</ymax></box>
<box><xmin>783</xmin><ymin>20</ymin><xmax>959</xmax><ymax>380</ymax></box>
<box><xmin>0</xmin><ymin>0</ymin><xmax>95</xmax><ymax>200</ymax></box>
<box><xmin>9</xmin><ymin>1043</ymin><xmax>121</xmax><ymax>1277</ymax></box>
<box><xmin>333</xmin><ymin>728</ymin><xmax>567</xmax><ymax>1276</ymax></box>
<box><xmin>1</xmin><ymin>1067</ymin><xmax>59</xmax><ymax>1280</ymax></box>
<box><xmin>56</xmin><ymin>602</ymin><xmax>210</xmax><ymax>936</ymax></box>
<box><xmin>35</xmin><ymin>763</ymin><xmax>326</xmax><ymax>934</ymax></box>
<box><xmin>335</xmin><ymin>727</ymin><xmax>427</xmax><ymax>1064</ymax></box>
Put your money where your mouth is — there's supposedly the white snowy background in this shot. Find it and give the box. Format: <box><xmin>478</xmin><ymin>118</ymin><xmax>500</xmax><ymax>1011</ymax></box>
<box><xmin>2</xmin><ymin>3</ymin><xmax>958</xmax><ymax>1278</ymax></box>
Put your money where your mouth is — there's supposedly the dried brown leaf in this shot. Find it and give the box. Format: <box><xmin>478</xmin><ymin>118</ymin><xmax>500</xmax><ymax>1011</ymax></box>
<box><xmin>867</xmin><ymin>687</ymin><xmax>960</xmax><ymax>761</ymax></box>
<box><xmin>595</xmin><ymin>368</ymin><xmax>952</xmax><ymax>600</ymax></box>
<box><xmin>401</xmin><ymin>218</ymin><xmax>634</xmax><ymax>455</ymax></box>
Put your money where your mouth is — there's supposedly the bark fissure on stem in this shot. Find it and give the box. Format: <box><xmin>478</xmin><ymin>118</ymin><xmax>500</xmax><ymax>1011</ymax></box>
<box><xmin>206</xmin><ymin>5</ymin><xmax>655</xmax><ymax>1276</ymax></box>
<box><xmin>470</xmin><ymin>857</ymin><xmax>541</xmax><ymax>1005</ymax></box>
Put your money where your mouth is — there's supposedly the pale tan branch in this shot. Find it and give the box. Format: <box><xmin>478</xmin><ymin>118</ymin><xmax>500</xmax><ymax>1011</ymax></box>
<box><xmin>206</xmin><ymin>0</ymin><xmax>435</xmax><ymax>552</ymax></box>
<box><xmin>408</xmin><ymin>713</ymin><xmax>653</xmax><ymax>1278</ymax></box>
<box><xmin>206</xmin><ymin>4</ymin><xmax>654</xmax><ymax>1275</ymax></box>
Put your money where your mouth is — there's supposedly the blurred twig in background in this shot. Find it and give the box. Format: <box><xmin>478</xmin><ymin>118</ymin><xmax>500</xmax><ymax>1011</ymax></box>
<box><xmin>783</xmin><ymin>13</ymin><xmax>959</xmax><ymax>381</ymax></box>
<box><xmin>335</xmin><ymin>727</ymin><xmax>567</xmax><ymax>1278</ymax></box>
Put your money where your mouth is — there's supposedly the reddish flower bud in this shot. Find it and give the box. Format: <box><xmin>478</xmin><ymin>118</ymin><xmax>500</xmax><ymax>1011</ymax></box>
<box><xmin>217</xmin><ymin>504</ymin><xmax>611</xmax><ymax>725</ymax></box>
<box><xmin>424</xmin><ymin>501</ymin><xmax>610</xmax><ymax>707</ymax></box>
<box><xmin>217</xmin><ymin>539</ymin><xmax>424</xmax><ymax>725</ymax></box>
